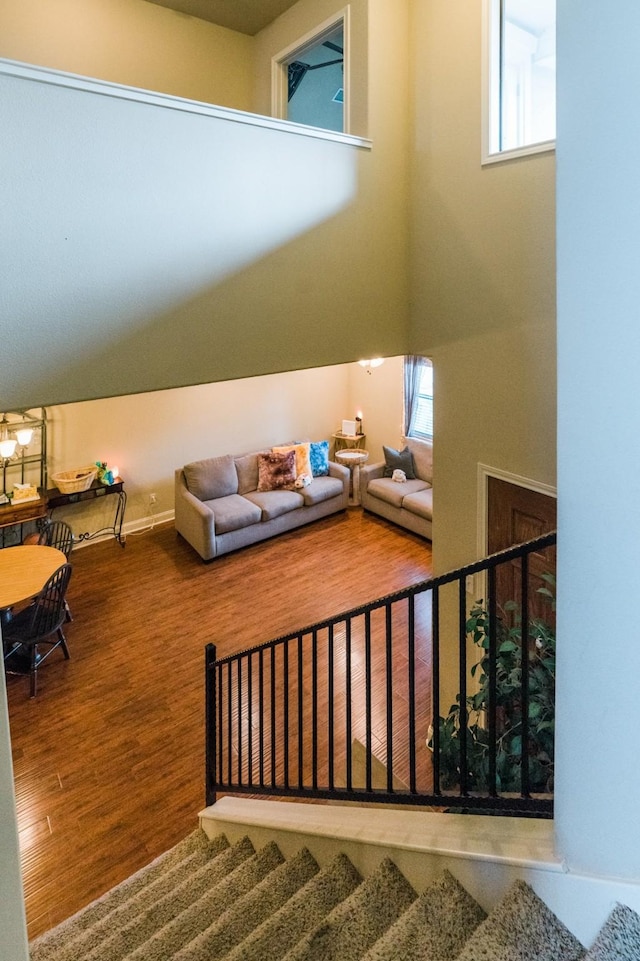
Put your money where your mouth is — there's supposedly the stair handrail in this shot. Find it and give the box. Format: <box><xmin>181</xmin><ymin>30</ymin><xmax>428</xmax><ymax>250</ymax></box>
<box><xmin>206</xmin><ymin>531</ymin><xmax>557</xmax><ymax>817</ymax></box>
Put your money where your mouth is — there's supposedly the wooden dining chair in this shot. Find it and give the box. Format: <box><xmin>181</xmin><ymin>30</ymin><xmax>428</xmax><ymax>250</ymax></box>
<box><xmin>38</xmin><ymin>520</ymin><xmax>74</xmax><ymax>620</ymax></box>
<box><xmin>3</xmin><ymin>563</ymin><xmax>73</xmax><ymax>698</ymax></box>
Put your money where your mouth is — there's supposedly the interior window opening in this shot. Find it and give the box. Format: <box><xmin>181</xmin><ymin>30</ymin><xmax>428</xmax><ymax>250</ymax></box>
<box><xmin>273</xmin><ymin>12</ymin><xmax>349</xmax><ymax>134</ymax></box>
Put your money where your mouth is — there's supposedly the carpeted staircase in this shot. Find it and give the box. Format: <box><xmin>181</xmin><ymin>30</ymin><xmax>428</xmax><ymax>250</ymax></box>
<box><xmin>29</xmin><ymin>828</ymin><xmax>640</xmax><ymax>961</ymax></box>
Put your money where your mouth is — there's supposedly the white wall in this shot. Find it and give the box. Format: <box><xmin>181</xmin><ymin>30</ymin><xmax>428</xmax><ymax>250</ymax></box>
<box><xmin>0</xmin><ymin>674</ymin><xmax>28</xmax><ymax>961</ymax></box>
<box><xmin>408</xmin><ymin>0</ymin><xmax>556</xmax><ymax>576</ymax></box>
<box><xmin>1</xmin><ymin>61</ymin><xmax>380</xmax><ymax>409</ymax></box>
<box><xmin>347</xmin><ymin>355</ymin><xmax>405</xmax><ymax>462</ymax></box>
<box><xmin>42</xmin><ymin>358</ymin><xmax>404</xmax><ymax>535</ymax></box>
<box><xmin>555</xmin><ymin>0</ymin><xmax>640</xmax><ymax>881</ymax></box>
<box><xmin>45</xmin><ymin>365</ymin><xmax>348</xmax><ymax>532</ymax></box>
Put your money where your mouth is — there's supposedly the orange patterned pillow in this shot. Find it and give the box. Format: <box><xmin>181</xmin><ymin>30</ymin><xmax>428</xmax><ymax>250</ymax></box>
<box><xmin>272</xmin><ymin>443</ymin><xmax>312</xmax><ymax>479</ymax></box>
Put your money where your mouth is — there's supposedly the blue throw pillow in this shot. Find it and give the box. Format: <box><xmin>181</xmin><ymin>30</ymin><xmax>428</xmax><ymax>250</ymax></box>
<box><xmin>309</xmin><ymin>440</ymin><xmax>330</xmax><ymax>477</ymax></box>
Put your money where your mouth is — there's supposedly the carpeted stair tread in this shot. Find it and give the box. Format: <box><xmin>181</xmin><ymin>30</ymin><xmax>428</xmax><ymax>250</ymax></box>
<box><xmin>224</xmin><ymin>851</ymin><xmax>363</xmax><ymax>961</ymax></box>
<box><xmin>281</xmin><ymin>856</ymin><xmax>417</xmax><ymax>961</ymax></box>
<box><xmin>168</xmin><ymin>847</ymin><xmax>320</xmax><ymax>961</ymax></box>
<box><xmin>361</xmin><ymin>869</ymin><xmax>487</xmax><ymax>961</ymax></box>
<box><xmin>455</xmin><ymin>880</ymin><xmax>586</xmax><ymax>961</ymax></box>
<box><xmin>117</xmin><ymin>841</ymin><xmax>287</xmax><ymax>961</ymax></box>
<box><xmin>29</xmin><ymin>829</ymin><xmax>223</xmax><ymax>961</ymax></box>
<box><xmin>584</xmin><ymin>903</ymin><xmax>640</xmax><ymax>960</ymax></box>
<box><xmin>77</xmin><ymin>835</ymin><xmax>263</xmax><ymax>961</ymax></box>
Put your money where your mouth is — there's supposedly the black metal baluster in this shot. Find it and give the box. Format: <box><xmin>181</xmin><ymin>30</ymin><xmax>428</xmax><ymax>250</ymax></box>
<box><xmin>283</xmin><ymin>641</ymin><xmax>290</xmax><ymax>790</ymax></box>
<box><xmin>345</xmin><ymin>618</ymin><xmax>353</xmax><ymax>792</ymax></box>
<box><xmin>270</xmin><ymin>644</ymin><xmax>276</xmax><ymax>788</ymax></box>
<box><xmin>205</xmin><ymin>644</ymin><xmax>217</xmax><ymax>806</ymax></box>
<box><xmin>488</xmin><ymin>565</ymin><xmax>498</xmax><ymax>798</ymax></box>
<box><xmin>365</xmin><ymin>610</ymin><xmax>372</xmax><ymax>794</ymax></box>
<box><xmin>520</xmin><ymin>551</ymin><xmax>530</xmax><ymax>797</ymax></box>
<box><xmin>312</xmin><ymin>629</ymin><xmax>318</xmax><ymax>791</ymax></box>
<box><xmin>432</xmin><ymin>586</ymin><xmax>441</xmax><ymax>795</ymax></box>
<box><xmin>217</xmin><ymin>661</ymin><xmax>224</xmax><ymax>789</ymax></box>
<box><xmin>328</xmin><ymin>624</ymin><xmax>335</xmax><ymax>790</ymax></box>
<box><xmin>247</xmin><ymin>651</ymin><xmax>253</xmax><ymax>787</ymax></box>
<box><xmin>408</xmin><ymin>595</ymin><xmax>417</xmax><ymax>795</ymax></box>
<box><xmin>298</xmin><ymin>634</ymin><xmax>304</xmax><ymax>790</ymax></box>
<box><xmin>386</xmin><ymin>603</ymin><xmax>394</xmax><ymax>793</ymax></box>
<box><xmin>259</xmin><ymin>648</ymin><xmax>265</xmax><ymax>788</ymax></box>
<box><xmin>227</xmin><ymin>660</ymin><xmax>233</xmax><ymax>786</ymax></box>
<box><xmin>458</xmin><ymin>578</ymin><xmax>469</xmax><ymax>797</ymax></box>
<box><xmin>237</xmin><ymin>654</ymin><xmax>243</xmax><ymax>786</ymax></box>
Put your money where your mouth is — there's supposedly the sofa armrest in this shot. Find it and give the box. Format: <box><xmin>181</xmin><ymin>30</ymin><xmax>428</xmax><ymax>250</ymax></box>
<box><xmin>360</xmin><ymin>462</ymin><xmax>385</xmax><ymax>505</ymax></box>
<box><xmin>361</xmin><ymin>462</ymin><xmax>385</xmax><ymax>484</ymax></box>
<box><xmin>174</xmin><ymin>469</ymin><xmax>217</xmax><ymax>561</ymax></box>
<box><xmin>328</xmin><ymin>460</ymin><xmax>350</xmax><ymax>500</ymax></box>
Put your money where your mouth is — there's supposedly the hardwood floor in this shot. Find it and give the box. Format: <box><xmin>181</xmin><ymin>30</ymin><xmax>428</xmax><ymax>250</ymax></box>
<box><xmin>5</xmin><ymin>509</ymin><xmax>433</xmax><ymax>940</ymax></box>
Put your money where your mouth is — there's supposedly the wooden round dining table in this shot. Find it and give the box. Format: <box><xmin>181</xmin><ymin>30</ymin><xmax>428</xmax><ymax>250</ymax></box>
<box><xmin>0</xmin><ymin>545</ymin><xmax>66</xmax><ymax>611</ymax></box>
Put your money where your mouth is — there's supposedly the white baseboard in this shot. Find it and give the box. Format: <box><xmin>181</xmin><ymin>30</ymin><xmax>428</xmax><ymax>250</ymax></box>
<box><xmin>71</xmin><ymin>509</ymin><xmax>175</xmax><ymax>549</ymax></box>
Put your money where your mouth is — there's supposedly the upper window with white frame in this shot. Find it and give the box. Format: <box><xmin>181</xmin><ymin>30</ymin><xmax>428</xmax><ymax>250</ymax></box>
<box><xmin>483</xmin><ymin>0</ymin><xmax>556</xmax><ymax>163</ymax></box>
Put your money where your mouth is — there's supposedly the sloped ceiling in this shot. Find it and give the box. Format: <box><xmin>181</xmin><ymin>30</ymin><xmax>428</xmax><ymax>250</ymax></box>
<box><xmin>144</xmin><ymin>0</ymin><xmax>300</xmax><ymax>35</ymax></box>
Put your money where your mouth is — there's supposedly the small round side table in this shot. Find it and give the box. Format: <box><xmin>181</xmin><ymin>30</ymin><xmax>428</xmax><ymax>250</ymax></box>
<box><xmin>335</xmin><ymin>449</ymin><xmax>369</xmax><ymax>507</ymax></box>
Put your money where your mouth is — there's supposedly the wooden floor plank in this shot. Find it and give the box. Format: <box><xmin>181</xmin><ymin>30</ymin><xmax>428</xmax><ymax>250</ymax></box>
<box><xmin>5</xmin><ymin>509</ymin><xmax>432</xmax><ymax>939</ymax></box>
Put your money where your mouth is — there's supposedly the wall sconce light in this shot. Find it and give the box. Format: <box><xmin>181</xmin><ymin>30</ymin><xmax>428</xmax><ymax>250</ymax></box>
<box><xmin>358</xmin><ymin>357</ymin><xmax>385</xmax><ymax>374</ymax></box>
<box><xmin>0</xmin><ymin>415</ymin><xmax>18</xmax><ymax>495</ymax></box>
<box><xmin>16</xmin><ymin>427</ymin><xmax>33</xmax><ymax>447</ymax></box>
<box><xmin>0</xmin><ymin>415</ymin><xmax>40</xmax><ymax>494</ymax></box>
<box><xmin>0</xmin><ymin>415</ymin><xmax>17</xmax><ymax>460</ymax></box>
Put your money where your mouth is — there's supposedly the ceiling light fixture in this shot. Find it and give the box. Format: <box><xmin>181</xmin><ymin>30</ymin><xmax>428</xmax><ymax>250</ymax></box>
<box><xmin>358</xmin><ymin>358</ymin><xmax>385</xmax><ymax>374</ymax></box>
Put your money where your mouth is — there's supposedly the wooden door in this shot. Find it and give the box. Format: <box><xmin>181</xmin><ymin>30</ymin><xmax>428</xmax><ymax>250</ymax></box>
<box><xmin>487</xmin><ymin>476</ymin><xmax>556</xmax><ymax>622</ymax></box>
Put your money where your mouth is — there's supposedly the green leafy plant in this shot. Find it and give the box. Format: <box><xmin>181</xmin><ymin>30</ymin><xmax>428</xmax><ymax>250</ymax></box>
<box><xmin>429</xmin><ymin>575</ymin><xmax>556</xmax><ymax>794</ymax></box>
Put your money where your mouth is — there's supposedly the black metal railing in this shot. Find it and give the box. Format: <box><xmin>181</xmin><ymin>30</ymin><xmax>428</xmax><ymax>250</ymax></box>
<box><xmin>205</xmin><ymin>532</ymin><xmax>556</xmax><ymax>817</ymax></box>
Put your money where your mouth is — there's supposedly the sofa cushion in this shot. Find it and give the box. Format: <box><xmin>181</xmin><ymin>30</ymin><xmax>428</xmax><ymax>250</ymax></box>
<box><xmin>235</xmin><ymin>451</ymin><xmax>267</xmax><ymax>495</ymax></box>
<box><xmin>184</xmin><ymin>454</ymin><xmax>238</xmax><ymax>501</ymax></box>
<box><xmin>383</xmin><ymin>445</ymin><xmax>416</xmax><ymax>479</ymax></box>
<box><xmin>272</xmin><ymin>443</ymin><xmax>312</xmax><ymax>479</ymax></box>
<box><xmin>309</xmin><ymin>440</ymin><xmax>330</xmax><ymax>477</ymax></box>
<box><xmin>244</xmin><ymin>489</ymin><xmax>304</xmax><ymax>521</ymax></box>
<box><xmin>257</xmin><ymin>450</ymin><xmax>296</xmax><ymax>491</ymax></box>
<box><xmin>402</xmin><ymin>487</ymin><xmax>433</xmax><ymax>520</ymax></box>
<box><xmin>300</xmin><ymin>475</ymin><xmax>343</xmax><ymax>506</ymax></box>
<box><xmin>207</xmin><ymin>493</ymin><xmax>261</xmax><ymax>534</ymax></box>
<box><xmin>367</xmin><ymin>476</ymin><xmax>430</xmax><ymax>509</ymax></box>
<box><xmin>404</xmin><ymin>437</ymin><xmax>433</xmax><ymax>482</ymax></box>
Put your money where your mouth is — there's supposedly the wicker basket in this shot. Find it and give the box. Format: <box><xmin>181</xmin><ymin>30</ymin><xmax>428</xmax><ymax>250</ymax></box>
<box><xmin>51</xmin><ymin>467</ymin><xmax>97</xmax><ymax>494</ymax></box>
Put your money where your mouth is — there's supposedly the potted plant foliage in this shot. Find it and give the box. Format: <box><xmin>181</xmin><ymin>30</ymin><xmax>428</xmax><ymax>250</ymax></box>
<box><xmin>429</xmin><ymin>575</ymin><xmax>556</xmax><ymax>795</ymax></box>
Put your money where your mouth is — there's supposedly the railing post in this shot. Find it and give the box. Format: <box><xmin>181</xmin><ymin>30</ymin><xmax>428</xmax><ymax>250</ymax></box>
<box><xmin>205</xmin><ymin>643</ymin><xmax>217</xmax><ymax>807</ymax></box>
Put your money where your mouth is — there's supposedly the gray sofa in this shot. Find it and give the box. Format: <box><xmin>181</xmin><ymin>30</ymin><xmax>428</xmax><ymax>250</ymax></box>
<box><xmin>360</xmin><ymin>438</ymin><xmax>433</xmax><ymax>540</ymax></box>
<box><xmin>175</xmin><ymin>446</ymin><xmax>349</xmax><ymax>561</ymax></box>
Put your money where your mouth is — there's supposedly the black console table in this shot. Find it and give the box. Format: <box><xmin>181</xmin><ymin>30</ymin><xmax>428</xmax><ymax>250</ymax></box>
<box><xmin>47</xmin><ymin>478</ymin><xmax>127</xmax><ymax>547</ymax></box>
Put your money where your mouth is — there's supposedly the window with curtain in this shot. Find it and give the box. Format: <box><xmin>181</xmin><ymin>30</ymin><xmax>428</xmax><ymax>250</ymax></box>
<box><xmin>404</xmin><ymin>356</ymin><xmax>433</xmax><ymax>441</ymax></box>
